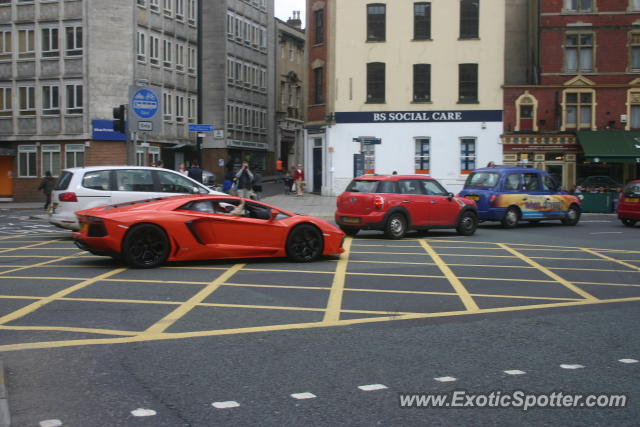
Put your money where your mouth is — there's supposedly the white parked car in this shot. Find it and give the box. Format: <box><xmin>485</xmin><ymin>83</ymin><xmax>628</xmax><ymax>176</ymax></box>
<box><xmin>49</xmin><ymin>166</ymin><xmax>225</xmax><ymax>231</ymax></box>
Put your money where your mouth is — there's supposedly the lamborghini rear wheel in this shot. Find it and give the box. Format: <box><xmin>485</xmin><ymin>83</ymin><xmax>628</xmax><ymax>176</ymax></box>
<box><xmin>286</xmin><ymin>224</ymin><xmax>324</xmax><ymax>262</ymax></box>
<box><xmin>122</xmin><ymin>224</ymin><xmax>170</xmax><ymax>268</ymax></box>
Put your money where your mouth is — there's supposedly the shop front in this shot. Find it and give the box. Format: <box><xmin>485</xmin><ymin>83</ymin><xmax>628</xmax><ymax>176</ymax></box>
<box><xmin>576</xmin><ymin>131</ymin><xmax>640</xmax><ymax>188</ymax></box>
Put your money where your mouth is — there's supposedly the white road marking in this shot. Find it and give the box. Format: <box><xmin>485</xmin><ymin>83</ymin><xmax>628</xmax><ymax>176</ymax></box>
<box><xmin>212</xmin><ymin>401</ymin><xmax>240</xmax><ymax>409</ymax></box>
<box><xmin>434</xmin><ymin>376</ymin><xmax>457</xmax><ymax>382</ymax></box>
<box><xmin>619</xmin><ymin>359</ymin><xmax>638</xmax><ymax>364</ymax></box>
<box><xmin>291</xmin><ymin>392</ymin><xmax>316</xmax><ymax>400</ymax></box>
<box><xmin>358</xmin><ymin>384</ymin><xmax>388</xmax><ymax>391</ymax></box>
<box><xmin>130</xmin><ymin>408</ymin><xmax>157</xmax><ymax>417</ymax></box>
<box><xmin>560</xmin><ymin>364</ymin><xmax>585</xmax><ymax>370</ymax></box>
<box><xmin>503</xmin><ymin>370</ymin><xmax>526</xmax><ymax>375</ymax></box>
<box><xmin>589</xmin><ymin>232</ymin><xmax>623</xmax><ymax>235</ymax></box>
<box><xmin>580</xmin><ymin>220</ymin><xmax>612</xmax><ymax>223</ymax></box>
<box><xmin>39</xmin><ymin>420</ymin><xmax>63</xmax><ymax>427</ymax></box>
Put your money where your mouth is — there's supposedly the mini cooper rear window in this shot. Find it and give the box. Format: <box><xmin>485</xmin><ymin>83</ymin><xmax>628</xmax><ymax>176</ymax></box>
<box><xmin>624</xmin><ymin>182</ymin><xmax>640</xmax><ymax>196</ymax></box>
<box><xmin>346</xmin><ymin>180</ymin><xmax>379</xmax><ymax>193</ymax></box>
<box><xmin>464</xmin><ymin>172</ymin><xmax>500</xmax><ymax>189</ymax></box>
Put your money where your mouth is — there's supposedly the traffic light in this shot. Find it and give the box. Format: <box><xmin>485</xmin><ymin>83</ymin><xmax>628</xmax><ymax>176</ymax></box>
<box><xmin>112</xmin><ymin>105</ymin><xmax>126</xmax><ymax>133</ymax></box>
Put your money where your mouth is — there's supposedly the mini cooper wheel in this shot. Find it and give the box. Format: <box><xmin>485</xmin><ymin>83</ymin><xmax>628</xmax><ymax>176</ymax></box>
<box><xmin>384</xmin><ymin>213</ymin><xmax>407</xmax><ymax>239</ymax></box>
<box><xmin>561</xmin><ymin>205</ymin><xmax>581</xmax><ymax>226</ymax></box>
<box><xmin>339</xmin><ymin>226</ymin><xmax>360</xmax><ymax>236</ymax></box>
<box><xmin>456</xmin><ymin>211</ymin><xmax>478</xmax><ymax>236</ymax></box>
<box><xmin>122</xmin><ymin>224</ymin><xmax>170</xmax><ymax>268</ymax></box>
<box><xmin>501</xmin><ymin>207</ymin><xmax>519</xmax><ymax>229</ymax></box>
<box><xmin>286</xmin><ymin>224</ymin><xmax>324</xmax><ymax>262</ymax></box>
<box><xmin>621</xmin><ymin>218</ymin><xmax>637</xmax><ymax>227</ymax></box>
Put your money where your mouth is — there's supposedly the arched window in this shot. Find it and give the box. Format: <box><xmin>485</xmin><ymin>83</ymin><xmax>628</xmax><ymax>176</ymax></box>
<box><xmin>514</xmin><ymin>92</ymin><xmax>538</xmax><ymax>132</ymax></box>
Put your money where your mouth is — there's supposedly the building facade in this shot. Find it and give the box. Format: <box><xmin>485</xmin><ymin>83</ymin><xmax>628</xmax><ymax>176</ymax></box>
<box><xmin>304</xmin><ymin>0</ymin><xmax>505</xmax><ymax>195</ymax></box>
<box><xmin>502</xmin><ymin>0</ymin><xmax>640</xmax><ymax>189</ymax></box>
<box><xmin>0</xmin><ymin>0</ymin><xmax>199</xmax><ymax>202</ymax></box>
<box><xmin>200</xmin><ymin>0</ymin><xmax>275</xmax><ymax>180</ymax></box>
<box><xmin>275</xmin><ymin>13</ymin><xmax>305</xmax><ymax>172</ymax></box>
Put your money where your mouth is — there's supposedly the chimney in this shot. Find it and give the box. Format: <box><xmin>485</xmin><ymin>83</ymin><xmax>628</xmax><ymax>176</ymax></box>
<box><xmin>287</xmin><ymin>10</ymin><xmax>302</xmax><ymax>29</ymax></box>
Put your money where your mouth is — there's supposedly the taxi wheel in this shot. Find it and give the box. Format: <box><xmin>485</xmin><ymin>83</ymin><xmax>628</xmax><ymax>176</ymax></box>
<box><xmin>561</xmin><ymin>206</ymin><xmax>581</xmax><ymax>226</ymax></box>
<box><xmin>384</xmin><ymin>213</ymin><xmax>407</xmax><ymax>239</ymax></box>
<box><xmin>501</xmin><ymin>208</ymin><xmax>519</xmax><ymax>228</ymax></box>
<box><xmin>456</xmin><ymin>211</ymin><xmax>478</xmax><ymax>236</ymax></box>
<box><xmin>122</xmin><ymin>224</ymin><xmax>170</xmax><ymax>268</ymax></box>
<box><xmin>286</xmin><ymin>224</ymin><xmax>324</xmax><ymax>262</ymax></box>
<box><xmin>621</xmin><ymin>219</ymin><xmax>637</xmax><ymax>227</ymax></box>
<box><xmin>339</xmin><ymin>226</ymin><xmax>360</xmax><ymax>236</ymax></box>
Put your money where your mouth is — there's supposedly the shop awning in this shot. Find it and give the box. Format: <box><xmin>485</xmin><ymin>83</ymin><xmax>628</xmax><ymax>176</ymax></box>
<box><xmin>576</xmin><ymin>131</ymin><xmax>640</xmax><ymax>163</ymax></box>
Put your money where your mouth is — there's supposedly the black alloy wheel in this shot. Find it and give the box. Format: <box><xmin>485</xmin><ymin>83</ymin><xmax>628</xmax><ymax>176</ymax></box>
<box><xmin>286</xmin><ymin>224</ymin><xmax>324</xmax><ymax>262</ymax></box>
<box><xmin>501</xmin><ymin>207</ymin><xmax>519</xmax><ymax>229</ymax></box>
<box><xmin>339</xmin><ymin>226</ymin><xmax>359</xmax><ymax>236</ymax></box>
<box><xmin>561</xmin><ymin>205</ymin><xmax>581</xmax><ymax>226</ymax></box>
<box><xmin>621</xmin><ymin>218</ymin><xmax>637</xmax><ymax>227</ymax></box>
<box><xmin>122</xmin><ymin>224</ymin><xmax>170</xmax><ymax>268</ymax></box>
<box><xmin>456</xmin><ymin>211</ymin><xmax>478</xmax><ymax>236</ymax></box>
<box><xmin>384</xmin><ymin>213</ymin><xmax>407</xmax><ymax>239</ymax></box>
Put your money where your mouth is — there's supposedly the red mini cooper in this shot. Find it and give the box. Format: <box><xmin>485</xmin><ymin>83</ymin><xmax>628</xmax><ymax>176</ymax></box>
<box><xmin>335</xmin><ymin>175</ymin><xmax>478</xmax><ymax>239</ymax></box>
<box><xmin>617</xmin><ymin>180</ymin><xmax>640</xmax><ymax>227</ymax></box>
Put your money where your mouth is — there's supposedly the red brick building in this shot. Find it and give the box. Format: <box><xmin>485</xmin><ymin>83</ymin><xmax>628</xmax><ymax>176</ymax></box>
<box><xmin>502</xmin><ymin>0</ymin><xmax>640</xmax><ymax>189</ymax></box>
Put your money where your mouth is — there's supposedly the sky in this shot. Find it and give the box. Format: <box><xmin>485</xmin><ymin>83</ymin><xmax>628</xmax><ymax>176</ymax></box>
<box><xmin>275</xmin><ymin>0</ymin><xmax>306</xmax><ymax>27</ymax></box>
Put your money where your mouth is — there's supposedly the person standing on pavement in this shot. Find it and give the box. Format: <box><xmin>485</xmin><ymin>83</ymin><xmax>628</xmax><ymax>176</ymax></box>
<box><xmin>38</xmin><ymin>171</ymin><xmax>56</xmax><ymax>210</ymax></box>
<box><xmin>235</xmin><ymin>161</ymin><xmax>254</xmax><ymax>199</ymax></box>
<box><xmin>293</xmin><ymin>164</ymin><xmax>305</xmax><ymax>196</ymax></box>
<box><xmin>177</xmin><ymin>162</ymin><xmax>188</xmax><ymax>175</ymax></box>
<box><xmin>188</xmin><ymin>161</ymin><xmax>204</xmax><ymax>183</ymax></box>
<box><xmin>276</xmin><ymin>158</ymin><xmax>284</xmax><ymax>183</ymax></box>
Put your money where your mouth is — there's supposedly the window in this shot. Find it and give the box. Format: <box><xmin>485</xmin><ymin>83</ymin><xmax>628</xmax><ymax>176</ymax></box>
<box><xmin>175</xmin><ymin>0</ymin><xmax>184</xmax><ymax>19</ymax></box>
<box><xmin>175</xmin><ymin>43</ymin><xmax>184</xmax><ymax>71</ymax></box>
<box><xmin>460</xmin><ymin>138</ymin><xmax>476</xmax><ymax>172</ymax></box>
<box><xmin>460</xmin><ymin>0</ymin><xmax>479</xmax><ymax>39</ymax></box>
<box><xmin>314</xmin><ymin>9</ymin><xmax>324</xmax><ymax>44</ymax></box>
<box><xmin>65</xmin><ymin>144</ymin><xmax>85</xmax><ymax>168</ymax></box>
<box><xmin>504</xmin><ymin>173</ymin><xmax>521</xmax><ymax>191</ymax></box>
<box><xmin>367</xmin><ymin>62</ymin><xmax>385</xmax><ymax>103</ymax></box>
<box><xmin>542</xmin><ymin>175</ymin><xmax>559</xmax><ymax>192</ymax></box>
<box><xmin>188</xmin><ymin>0</ymin><xmax>196</xmax><ymax>24</ymax></box>
<box><xmin>41</xmin><ymin>144</ymin><xmax>61</xmax><ymax>177</ymax></box>
<box><xmin>565</xmin><ymin>33</ymin><xmax>593</xmax><ymax>72</ymax></box>
<box><xmin>65</xmin><ymin>26</ymin><xmax>82</xmax><ymax>56</ymax></box>
<box><xmin>188</xmin><ymin>97</ymin><xmax>196</xmax><ymax>123</ymax></box>
<box><xmin>565</xmin><ymin>0</ymin><xmax>592</xmax><ymax>12</ymax></box>
<box><xmin>18</xmin><ymin>86</ymin><xmax>35</xmax><ymax>115</ymax></box>
<box><xmin>163</xmin><ymin>39</ymin><xmax>172</xmax><ymax>68</ymax></box>
<box><xmin>313</xmin><ymin>67</ymin><xmax>324</xmax><ymax>104</ymax></box>
<box><xmin>163</xmin><ymin>0</ymin><xmax>172</xmax><ymax>15</ymax></box>
<box><xmin>367</xmin><ymin>4</ymin><xmax>386</xmax><ymax>42</ymax></box>
<box><xmin>18</xmin><ymin>145</ymin><xmax>37</xmax><ymax>178</ymax></box>
<box><xmin>188</xmin><ymin>46</ymin><xmax>196</xmax><ymax>73</ymax></box>
<box><xmin>82</xmin><ymin>170</ymin><xmax>111</xmax><ymax>191</ymax></box>
<box><xmin>137</xmin><ymin>31</ymin><xmax>146</xmax><ymax>62</ymax></box>
<box><xmin>42</xmin><ymin>85</ymin><xmax>60</xmax><ymax>115</ymax></box>
<box><xmin>41</xmin><ymin>28</ymin><xmax>59</xmax><ymax>58</ymax></box>
<box><xmin>414</xmin><ymin>2</ymin><xmax>431</xmax><ymax>40</ymax></box>
<box><xmin>149</xmin><ymin>34</ymin><xmax>160</xmax><ymax>65</ymax></box>
<box><xmin>137</xmin><ymin>0</ymin><xmax>146</xmax><ymax>7</ymax></box>
<box><xmin>150</xmin><ymin>0</ymin><xmax>159</xmax><ymax>12</ymax></box>
<box><xmin>421</xmin><ymin>180</ymin><xmax>448</xmax><ymax>196</ymax></box>
<box><xmin>158</xmin><ymin>170</ymin><xmax>198</xmax><ymax>193</ymax></box>
<box><xmin>18</xmin><ymin>29</ymin><xmax>35</xmax><ymax>59</ymax></box>
<box><xmin>399</xmin><ymin>179</ymin><xmax>423</xmax><ymax>195</ymax></box>
<box><xmin>413</xmin><ymin>64</ymin><xmax>431</xmax><ymax>102</ymax></box>
<box><xmin>633</xmin><ymin>0</ymin><xmax>640</xmax><ymax>11</ymax></box>
<box><xmin>176</xmin><ymin>95</ymin><xmax>184</xmax><ymax>123</ymax></box>
<box><xmin>0</xmin><ymin>87</ymin><xmax>11</xmax><ymax>117</ymax></box>
<box><xmin>0</xmin><ymin>31</ymin><xmax>11</xmax><ymax>60</ymax></box>
<box><xmin>564</xmin><ymin>91</ymin><xmax>593</xmax><ymax>129</ymax></box>
<box><xmin>363</xmin><ymin>143</ymin><xmax>376</xmax><ymax>174</ymax></box>
<box><xmin>522</xmin><ymin>173</ymin><xmax>540</xmax><ymax>191</ymax></box>
<box><xmin>631</xmin><ymin>32</ymin><xmax>640</xmax><ymax>71</ymax></box>
<box><xmin>163</xmin><ymin>92</ymin><xmax>172</xmax><ymax>121</ymax></box>
<box><xmin>458</xmin><ymin>63</ymin><xmax>478</xmax><ymax>103</ymax></box>
<box><xmin>415</xmin><ymin>138</ymin><xmax>430</xmax><ymax>173</ymax></box>
<box><xmin>114</xmin><ymin>170</ymin><xmax>154</xmax><ymax>191</ymax></box>
<box><xmin>65</xmin><ymin>84</ymin><xmax>83</xmax><ymax>114</ymax></box>
<box><xmin>630</xmin><ymin>91</ymin><xmax>640</xmax><ymax>129</ymax></box>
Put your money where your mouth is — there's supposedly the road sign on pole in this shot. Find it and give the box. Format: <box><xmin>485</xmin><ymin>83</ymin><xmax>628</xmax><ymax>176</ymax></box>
<box><xmin>188</xmin><ymin>124</ymin><xmax>215</xmax><ymax>132</ymax></box>
<box><xmin>128</xmin><ymin>85</ymin><xmax>162</xmax><ymax>133</ymax></box>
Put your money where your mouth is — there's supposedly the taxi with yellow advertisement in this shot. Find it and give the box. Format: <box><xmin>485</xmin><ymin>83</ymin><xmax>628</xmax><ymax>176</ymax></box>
<box><xmin>458</xmin><ymin>166</ymin><xmax>581</xmax><ymax>228</ymax></box>
<box><xmin>617</xmin><ymin>180</ymin><xmax>640</xmax><ymax>227</ymax></box>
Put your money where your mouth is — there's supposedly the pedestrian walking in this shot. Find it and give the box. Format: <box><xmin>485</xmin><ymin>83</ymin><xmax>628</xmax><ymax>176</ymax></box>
<box><xmin>283</xmin><ymin>171</ymin><xmax>293</xmax><ymax>195</ymax></box>
<box><xmin>293</xmin><ymin>164</ymin><xmax>305</xmax><ymax>196</ymax></box>
<box><xmin>38</xmin><ymin>171</ymin><xmax>56</xmax><ymax>210</ymax></box>
<box><xmin>188</xmin><ymin>161</ymin><xmax>204</xmax><ymax>183</ymax></box>
<box><xmin>276</xmin><ymin>158</ymin><xmax>284</xmax><ymax>183</ymax></box>
<box><xmin>177</xmin><ymin>162</ymin><xmax>188</xmax><ymax>175</ymax></box>
<box><xmin>235</xmin><ymin>161</ymin><xmax>254</xmax><ymax>199</ymax></box>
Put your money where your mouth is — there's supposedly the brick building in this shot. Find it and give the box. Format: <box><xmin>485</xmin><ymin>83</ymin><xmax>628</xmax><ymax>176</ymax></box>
<box><xmin>502</xmin><ymin>0</ymin><xmax>640</xmax><ymax>189</ymax></box>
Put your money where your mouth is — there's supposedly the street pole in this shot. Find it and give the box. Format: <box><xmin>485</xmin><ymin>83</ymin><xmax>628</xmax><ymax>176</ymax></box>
<box><xmin>196</xmin><ymin>0</ymin><xmax>203</xmax><ymax>166</ymax></box>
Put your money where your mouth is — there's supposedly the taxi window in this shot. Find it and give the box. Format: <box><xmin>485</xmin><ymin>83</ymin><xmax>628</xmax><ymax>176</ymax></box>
<box><xmin>523</xmin><ymin>173</ymin><xmax>540</xmax><ymax>191</ymax></box>
<box><xmin>541</xmin><ymin>175</ymin><xmax>558</xmax><ymax>192</ymax></box>
<box><xmin>504</xmin><ymin>174</ymin><xmax>521</xmax><ymax>191</ymax></box>
<box><xmin>464</xmin><ymin>172</ymin><xmax>499</xmax><ymax>189</ymax></box>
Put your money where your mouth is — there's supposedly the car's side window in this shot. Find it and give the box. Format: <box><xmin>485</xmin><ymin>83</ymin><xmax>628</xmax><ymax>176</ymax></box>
<box><xmin>115</xmin><ymin>170</ymin><xmax>154</xmax><ymax>192</ymax></box>
<box><xmin>158</xmin><ymin>170</ymin><xmax>203</xmax><ymax>194</ymax></box>
<box><xmin>378</xmin><ymin>180</ymin><xmax>397</xmax><ymax>194</ymax></box>
<box><xmin>504</xmin><ymin>174</ymin><xmax>521</xmax><ymax>191</ymax></box>
<box><xmin>82</xmin><ymin>170</ymin><xmax>111</xmax><ymax>191</ymax></box>
<box><xmin>421</xmin><ymin>180</ymin><xmax>448</xmax><ymax>196</ymax></box>
<box><xmin>398</xmin><ymin>180</ymin><xmax>424</xmax><ymax>195</ymax></box>
<box><xmin>522</xmin><ymin>173</ymin><xmax>540</xmax><ymax>191</ymax></box>
<box><xmin>541</xmin><ymin>175</ymin><xmax>558</xmax><ymax>192</ymax></box>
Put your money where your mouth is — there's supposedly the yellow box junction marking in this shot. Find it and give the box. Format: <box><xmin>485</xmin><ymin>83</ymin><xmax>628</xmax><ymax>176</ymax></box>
<box><xmin>323</xmin><ymin>236</ymin><xmax>352</xmax><ymax>323</ymax></box>
<box><xmin>581</xmin><ymin>248</ymin><xmax>640</xmax><ymax>272</ymax></box>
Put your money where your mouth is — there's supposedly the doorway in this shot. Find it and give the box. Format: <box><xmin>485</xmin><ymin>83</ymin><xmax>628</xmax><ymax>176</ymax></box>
<box><xmin>0</xmin><ymin>156</ymin><xmax>13</xmax><ymax>198</ymax></box>
<box><xmin>546</xmin><ymin>163</ymin><xmax>564</xmax><ymax>189</ymax></box>
<box><xmin>312</xmin><ymin>138</ymin><xmax>323</xmax><ymax>193</ymax></box>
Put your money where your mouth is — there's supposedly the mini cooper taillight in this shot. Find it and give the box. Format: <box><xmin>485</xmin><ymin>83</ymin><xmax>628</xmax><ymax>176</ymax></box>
<box><xmin>59</xmin><ymin>192</ymin><xmax>78</xmax><ymax>202</ymax></box>
<box><xmin>373</xmin><ymin>195</ymin><xmax>385</xmax><ymax>210</ymax></box>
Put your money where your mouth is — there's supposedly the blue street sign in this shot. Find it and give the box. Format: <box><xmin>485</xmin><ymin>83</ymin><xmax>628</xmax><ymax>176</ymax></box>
<box><xmin>131</xmin><ymin>88</ymin><xmax>159</xmax><ymax>119</ymax></box>
<box><xmin>188</xmin><ymin>124</ymin><xmax>215</xmax><ymax>132</ymax></box>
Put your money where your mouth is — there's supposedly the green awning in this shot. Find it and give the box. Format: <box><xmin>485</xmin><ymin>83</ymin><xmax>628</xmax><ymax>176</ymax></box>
<box><xmin>576</xmin><ymin>131</ymin><xmax>640</xmax><ymax>163</ymax></box>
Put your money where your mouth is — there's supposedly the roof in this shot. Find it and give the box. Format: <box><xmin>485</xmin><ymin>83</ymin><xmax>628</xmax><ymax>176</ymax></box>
<box><xmin>354</xmin><ymin>174</ymin><xmax>435</xmax><ymax>180</ymax></box>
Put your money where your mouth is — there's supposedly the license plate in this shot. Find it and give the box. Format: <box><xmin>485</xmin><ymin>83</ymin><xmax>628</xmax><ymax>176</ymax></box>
<box><xmin>625</xmin><ymin>198</ymin><xmax>639</xmax><ymax>203</ymax></box>
<box><xmin>342</xmin><ymin>217</ymin><xmax>361</xmax><ymax>224</ymax></box>
<box><xmin>465</xmin><ymin>195</ymin><xmax>480</xmax><ymax>201</ymax></box>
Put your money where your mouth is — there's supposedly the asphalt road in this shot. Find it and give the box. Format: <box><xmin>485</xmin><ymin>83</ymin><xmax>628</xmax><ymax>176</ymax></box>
<box><xmin>0</xmin><ymin>209</ymin><xmax>638</xmax><ymax>426</ymax></box>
